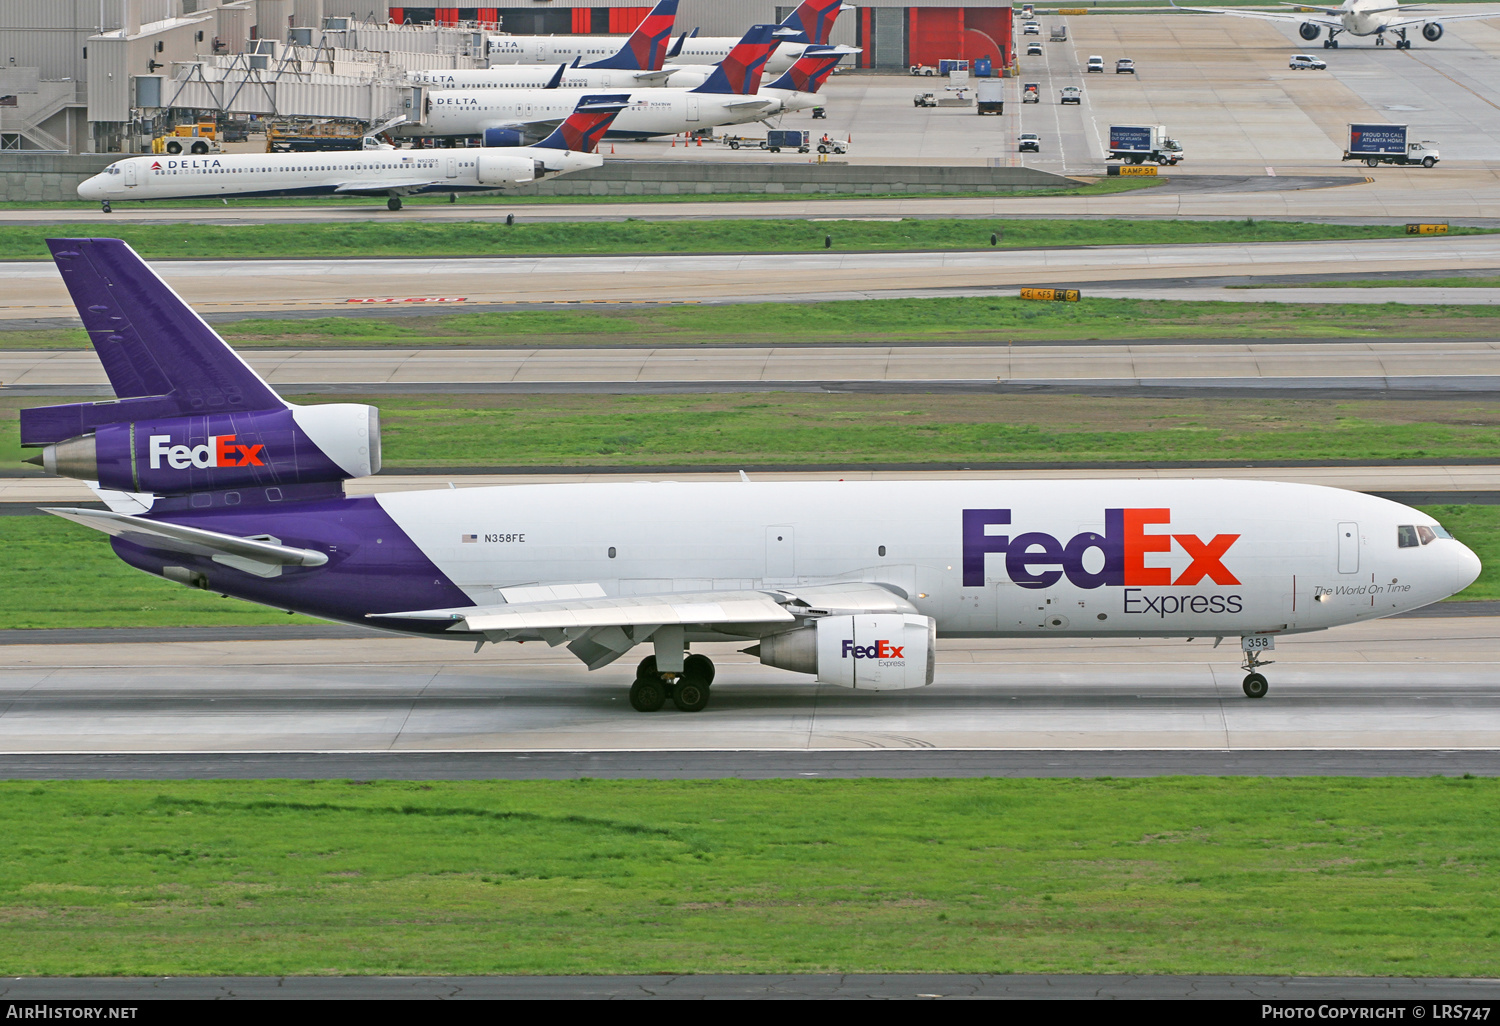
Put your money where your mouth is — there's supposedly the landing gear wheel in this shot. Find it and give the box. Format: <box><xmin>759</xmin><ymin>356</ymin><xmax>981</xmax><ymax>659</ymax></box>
<box><xmin>672</xmin><ymin>678</ymin><xmax>710</xmax><ymax>712</ymax></box>
<box><xmin>683</xmin><ymin>653</ymin><xmax>715</xmax><ymax>686</ymax></box>
<box><xmin>100</xmin><ymin>200</ymin><xmax>112</xmax><ymax>213</ymax></box>
<box><xmin>1242</xmin><ymin>673</ymin><xmax>1269</xmax><ymax>699</ymax></box>
<box><xmin>630</xmin><ymin>678</ymin><xmax>667</xmax><ymax>712</ymax></box>
<box><xmin>387</xmin><ymin>196</ymin><xmax>403</xmax><ymax>211</ymax></box>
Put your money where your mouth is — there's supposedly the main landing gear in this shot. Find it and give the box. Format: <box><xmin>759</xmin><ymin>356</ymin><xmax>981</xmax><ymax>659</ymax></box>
<box><xmin>1241</xmin><ymin>646</ymin><xmax>1272</xmax><ymax>699</ymax></box>
<box><xmin>387</xmin><ymin>196</ymin><xmax>403</xmax><ymax>211</ymax></box>
<box><xmin>629</xmin><ymin>653</ymin><xmax>716</xmax><ymax>713</ymax></box>
<box><xmin>1323</xmin><ymin>31</ymin><xmax>1341</xmax><ymax>48</ymax></box>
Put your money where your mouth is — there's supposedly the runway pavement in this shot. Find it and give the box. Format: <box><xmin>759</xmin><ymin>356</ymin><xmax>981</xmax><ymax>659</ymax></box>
<box><xmin>3</xmin><ymin>618</ymin><xmax>1497</xmax><ymax>755</ymax></box>
<box><xmin>4</xmin><ymin>237</ymin><xmax>1499</xmax><ymax>317</ymax></box>
<box><xmin>8</xmin><ymin>464</ymin><xmax>1500</xmax><ymax>506</ymax></box>
<box><xmin>7</xmin><ymin>340</ymin><xmax>1500</xmax><ymax>396</ymax></box>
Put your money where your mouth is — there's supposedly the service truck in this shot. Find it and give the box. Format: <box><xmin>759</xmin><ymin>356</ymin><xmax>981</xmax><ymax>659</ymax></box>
<box><xmin>1106</xmin><ymin>124</ymin><xmax>1184</xmax><ymax>165</ymax></box>
<box><xmin>1342</xmin><ymin>123</ymin><xmax>1439</xmax><ymax>167</ymax></box>
<box><xmin>1050</xmin><ymin>24</ymin><xmax>1068</xmax><ymax>41</ymax></box>
<box><xmin>976</xmin><ymin>79</ymin><xmax>1004</xmax><ymax>115</ymax></box>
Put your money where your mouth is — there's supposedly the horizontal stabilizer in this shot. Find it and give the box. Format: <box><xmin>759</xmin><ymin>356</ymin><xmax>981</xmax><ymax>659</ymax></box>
<box><xmin>44</xmin><ymin>507</ymin><xmax>329</xmax><ymax>568</ymax></box>
<box><xmin>370</xmin><ymin>589</ymin><xmax>795</xmax><ymax>633</ymax></box>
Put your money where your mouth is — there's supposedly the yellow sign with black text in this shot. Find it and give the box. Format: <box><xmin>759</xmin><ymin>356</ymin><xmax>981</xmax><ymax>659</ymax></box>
<box><xmin>1405</xmin><ymin>223</ymin><xmax>1449</xmax><ymax>235</ymax></box>
<box><xmin>1020</xmin><ymin>287</ymin><xmax>1081</xmax><ymax>303</ymax></box>
<box><xmin>1107</xmin><ymin>165</ymin><xmax>1159</xmax><ymax>177</ymax></box>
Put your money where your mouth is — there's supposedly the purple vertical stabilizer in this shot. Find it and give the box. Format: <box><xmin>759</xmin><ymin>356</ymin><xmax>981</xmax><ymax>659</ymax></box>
<box><xmin>45</xmin><ymin>238</ymin><xmax>283</xmax><ymax>410</ymax></box>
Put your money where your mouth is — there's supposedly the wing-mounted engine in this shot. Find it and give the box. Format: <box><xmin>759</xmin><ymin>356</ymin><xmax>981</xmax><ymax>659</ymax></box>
<box><xmin>1422</xmin><ymin>22</ymin><xmax>1442</xmax><ymax>40</ymax></box>
<box><xmin>1300</xmin><ymin>21</ymin><xmax>1322</xmax><ymax>39</ymax></box>
<box><xmin>24</xmin><ymin>403</ymin><xmax>381</xmax><ymax>495</ymax></box>
<box><xmin>746</xmin><ymin>581</ymin><xmax>937</xmax><ymax>690</ymax></box>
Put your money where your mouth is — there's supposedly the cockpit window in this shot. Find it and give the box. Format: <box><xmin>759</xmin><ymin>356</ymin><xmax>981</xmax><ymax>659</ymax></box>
<box><xmin>1417</xmin><ymin>525</ymin><xmax>1437</xmax><ymax>545</ymax></box>
<box><xmin>1431</xmin><ymin>524</ymin><xmax>1453</xmax><ymax>540</ymax></box>
<box><xmin>1397</xmin><ymin>525</ymin><xmax>1419</xmax><ymax>548</ymax></box>
<box><xmin>107</xmin><ymin>166</ymin><xmax>120</xmax><ymax>175</ymax></box>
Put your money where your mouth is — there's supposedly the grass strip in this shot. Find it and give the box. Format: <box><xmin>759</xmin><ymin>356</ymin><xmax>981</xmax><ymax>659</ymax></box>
<box><xmin>0</xmin><ymin>177</ymin><xmax>1158</xmax><ymax>212</ymax></box>
<box><xmin>1</xmin><ymin>217</ymin><xmax>1483</xmax><ymax>262</ymax></box>
<box><xmin>8</xmin><ymin>393</ymin><xmax>1500</xmax><ymax>470</ymax></box>
<box><xmin>0</xmin><ymin>778</ymin><xmax>1496</xmax><ymax>976</ymax></box>
<box><xmin>3</xmin><ymin>504</ymin><xmax>1495</xmax><ymax>630</ymax></box>
<box><xmin>13</xmin><ymin>295</ymin><xmax>1500</xmax><ymax>351</ymax></box>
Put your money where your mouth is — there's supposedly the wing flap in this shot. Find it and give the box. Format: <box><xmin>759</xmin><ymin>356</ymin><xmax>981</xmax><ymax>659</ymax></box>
<box><xmin>331</xmin><ymin>178</ymin><xmax>446</xmax><ymax>194</ymax></box>
<box><xmin>371</xmin><ymin>589</ymin><xmax>795</xmax><ymax>632</ymax></box>
<box><xmin>44</xmin><ymin>507</ymin><xmax>329</xmax><ymax>568</ymax></box>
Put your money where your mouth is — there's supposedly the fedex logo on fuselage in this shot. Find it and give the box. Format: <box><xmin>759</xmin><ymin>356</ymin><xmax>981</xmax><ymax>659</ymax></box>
<box><xmin>842</xmin><ymin>639</ymin><xmax>904</xmax><ymax>660</ymax></box>
<box><xmin>149</xmin><ymin>434</ymin><xmax>264</xmax><ymax>470</ymax></box>
<box><xmin>962</xmin><ymin>508</ymin><xmax>1240</xmax><ymax>590</ymax></box>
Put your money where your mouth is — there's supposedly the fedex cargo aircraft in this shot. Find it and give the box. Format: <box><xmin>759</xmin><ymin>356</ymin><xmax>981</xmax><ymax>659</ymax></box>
<box><xmin>25</xmin><ymin>240</ymin><xmax>1480</xmax><ymax>713</ymax></box>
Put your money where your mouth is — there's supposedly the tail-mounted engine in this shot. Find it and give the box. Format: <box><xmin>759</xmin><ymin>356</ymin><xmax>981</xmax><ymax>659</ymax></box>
<box><xmin>22</xmin><ymin>403</ymin><xmax>380</xmax><ymax>494</ymax></box>
<box><xmin>477</xmin><ymin>148</ymin><xmax>541</xmax><ymax>184</ymax></box>
<box><xmin>1299</xmin><ymin>21</ymin><xmax>1322</xmax><ymax>40</ymax></box>
<box><xmin>1422</xmin><ymin>22</ymin><xmax>1442</xmax><ymax>41</ymax></box>
<box><xmin>751</xmin><ymin>613</ymin><xmax>936</xmax><ymax>690</ymax></box>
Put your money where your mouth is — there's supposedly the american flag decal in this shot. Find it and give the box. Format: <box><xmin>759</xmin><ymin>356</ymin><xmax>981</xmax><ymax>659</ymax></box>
<box><xmin>461</xmin><ymin>534</ymin><xmax>479</xmax><ymax>543</ymax></box>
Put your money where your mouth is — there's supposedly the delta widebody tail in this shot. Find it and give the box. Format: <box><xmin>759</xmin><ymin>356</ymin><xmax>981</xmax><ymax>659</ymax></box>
<box><xmin>24</xmin><ymin>241</ymin><xmax>1480</xmax><ymax>712</ymax></box>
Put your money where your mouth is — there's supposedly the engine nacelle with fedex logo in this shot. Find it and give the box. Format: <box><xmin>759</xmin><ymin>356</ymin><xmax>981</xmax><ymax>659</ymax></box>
<box><xmin>28</xmin><ymin>404</ymin><xmax>380</xmax><ymax>495</ymax></box>
<box><xmin>754</xmin><ymin>613</ymin><xmax>936</xmax><ymax>690</ymax></box>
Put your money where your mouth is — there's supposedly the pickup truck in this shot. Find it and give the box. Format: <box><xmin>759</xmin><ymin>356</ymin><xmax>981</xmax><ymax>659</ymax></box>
<box><xmin>1060</xmin><ymin>86</ymin><xmax>1081</xmax><ymax>104</ymax></box>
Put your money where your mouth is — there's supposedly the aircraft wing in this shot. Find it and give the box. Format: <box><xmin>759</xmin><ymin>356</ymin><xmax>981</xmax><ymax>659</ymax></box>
<box><xmin>372</xmin><ymin>588</ymin><xmax>796</xmax><ymax>633</ymax></box>
<box><xmin>1381</xmin><ymin>7</ymin><xmax>1500</xmax><ymax>28</ymax></box>
<box><xmin>722</xmin><ymin>97</ymin><xmax>779</xmax><ymax>110</ymax></box>
<box><xmin>1169</xmin><ymin>0</ymin><xmax>1342</xmax><ymax>25</ymax></box>
<box><xmin>331</xmin><ymin>178</ymin><xmax>450</xmax><ymax>195</ymax></box>
<box><xmin>44</xmin><ymin>507</ymin><xmax>329</xmax><ymax>568</ymax></box>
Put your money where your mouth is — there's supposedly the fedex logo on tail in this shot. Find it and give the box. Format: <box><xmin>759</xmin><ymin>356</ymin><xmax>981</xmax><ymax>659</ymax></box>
<box><xmin>843</xmin><ymin>639</ymin><xmax>904</xmax><ymax>660</ymax></box>
<box><xmin>962</xmin><ymin>508</ymin><xmax>1240</xmax><ymax>590</ymax></box>
<box><xmin>149</xmin><ymin>434</ymin><xmax>265</xmax><ymax>470</ymax></box>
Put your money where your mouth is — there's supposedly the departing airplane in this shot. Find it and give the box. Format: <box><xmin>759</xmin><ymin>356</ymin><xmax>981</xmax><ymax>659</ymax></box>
<box><xmin>23</xmin><ymin>239</ymin><xmax>1481</xmax><ymax>712</ymax></box>
<box><xmin>410</xmin><ymin>26</ymin><xmax>784</xmax><ymax>142</ymax></box>
<box><xmin>1171</xmin><ymin>0</ymin><xmax>1500</xmax><ymax>48</ymax></box>
<box><xmin>485</xmin><ymin>0</ymin><xmax>850</xmax><ymax>74</ymax></box>
<box><xmin>412</xmin><ymin>0</ymin><xmax>686</xmax><ymax>90</ymax></box>
<box><xmin>77</xmin><ymin>95</ymin><xmax>629</xmax><ymax>212</ymax></box>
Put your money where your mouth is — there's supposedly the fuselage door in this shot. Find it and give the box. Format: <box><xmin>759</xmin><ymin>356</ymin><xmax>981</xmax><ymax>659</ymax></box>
<box><xmin>687</xmin><ymin>95</ymin><xmax>700</xmax><ymax>122</ymax></box>
<box><xmin>1337</xmin><ymin>521</ymin><xmax>1360</xmax><ymax>574</ymax></box>
<box><xmin>765</xmin><ymin>525</ymin><xmax>795</xmax><ymax>579</ymax></box>
<box><xmin>445</xmin><ymin>156</ymin><xmax>458</xmax><ymax>178</ymax></box>
<box><xmin>123</xmin><ymin>162</ymin><xmax>138</xmax><ymax>187</ymax></box>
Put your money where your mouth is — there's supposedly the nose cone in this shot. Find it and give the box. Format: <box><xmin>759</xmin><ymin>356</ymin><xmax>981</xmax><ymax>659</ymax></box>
<box><xmin>1453</xmin><ymin>542</ymin><xmax>1482</xmax><ymax>596</ymax></box>
<box><xmin>76</xmin><ymin>174</ymin><xmax>106</xmax><ymax>200</ymax></box>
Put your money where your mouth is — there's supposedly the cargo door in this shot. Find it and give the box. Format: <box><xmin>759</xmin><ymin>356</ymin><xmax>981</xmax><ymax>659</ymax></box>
<box><xmin>445</xmin><ymin>156</ymin><xmax>457</xmax><ymax>178</ymax></box>
<box><xmin>765</xmin><ymin>525</ymin><xmax>795</xmax><ymax>580</ymax></box>
<box><xmin>1338</xmin><ymin>522</ymin><xmax>1359</xmax><ymax>574</ymax></box>
<box><xmin>123</xmin><ymin>162</ymin><xmax>138</xmax><ymax>187</ymax></box>
<box><xmin>687</xmin><ymin>95</ymin><xmax>700</xmax><ymax>122</ymax></box>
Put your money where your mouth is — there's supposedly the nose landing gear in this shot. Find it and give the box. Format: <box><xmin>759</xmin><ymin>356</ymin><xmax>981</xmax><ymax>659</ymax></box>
<box><xmin>100</xmin><ymin>200</ymin><xmax>112</xmax><ymax>213</ymax></box>
<box><xmin>628</xmin><ymin>652</ymin><xmax>715</xmax><ymax>712</ymax></box>
<box><xmin>1241</xmin><ymin>644</ymin><xmax>1273</xmax><ymax>698</ymax></box>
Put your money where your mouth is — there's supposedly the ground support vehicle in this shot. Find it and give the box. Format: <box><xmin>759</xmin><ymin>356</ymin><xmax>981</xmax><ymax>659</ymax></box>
<box><xmin>156</xmin><ymin>122</ymin><xmax>221</xmax><ymax>155</ymax></box>
<box><xmin>1026</xmin><ymin>42</ymin><xmax>1043</xmax><ymax>56</ymax></box>
<box><xmin>1051</xmin><ymin>25</ymin><xmax>1067</xmax><ymax>41</ymax></box>
<box><xmin>910</xmin><ymin>64</ymin><xmax>937</xmax><ymax>76</ymax></box>
<box><xmin>976</xmin><ymin>79</ymin><xmax>1004</xmax><ymax>115</ymax></box>
<box><xmin>722</xmin><ymin>130</ymin><xmax>811</xmax><ymax>153</ymax></box>
<box><xmin>914</xmin><ymin>92</ymin><xmax>937</xmax><ymax>107</ymax></box>
<box><xmin>1087</xmin><ymin>55</ymin><xmax>1105</xmax><ymax>72</ymax></box>
<box><xmin>1060</xmin><ymin>86</ymin><xmax>1081</xmax><ymax>104</ymax></box>
<box><xmin>1289</xmin><ymin>54</ymin><xmax>1327</xmax><ymax>69</ymax></box>
<box><xmin>1106</xmin><ymin>123</ymin><xmax>1184</xmax><ymax>165</ymax></box>
<box><xmin>1023</xmin><ymin>82</ymin><xmax>1041</xmax><ymax>103</ymax></box>
<box><xmin>1342</xmin><ymin>123</ymin><xmax>1438</xmax><ymax>166</ymax></box>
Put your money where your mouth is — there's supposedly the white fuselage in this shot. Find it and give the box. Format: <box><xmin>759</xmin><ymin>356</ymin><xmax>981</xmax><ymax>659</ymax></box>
<box><xmin>486</xmin><ymin>34</ymin><xmax>811</xmax><ymax>73</ymax></box>
<box><xmin>410</xmin><ymin>66</ymin><xmax>662</xmax><ymax>91</ymax></box>
<box><xmin>413</xmin><ymin>86</ymin><xmax>776</xmax><ymax>140</ymax></box>
<box><xmin>371</xmin><ymin>478</ymin><xmax>1478</xmax><ymax>639</ymax></box>
<box><xmin>76</xmin><ymin>148</ymin><xmax>600</xmax><ymax>203</ymax></box>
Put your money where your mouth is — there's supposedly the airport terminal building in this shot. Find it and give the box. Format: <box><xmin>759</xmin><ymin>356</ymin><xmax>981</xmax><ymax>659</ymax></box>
<box><xmin>0</xmin><ymin>0</ymin><xmax>1015</xmax><ymax>154</ymax></box>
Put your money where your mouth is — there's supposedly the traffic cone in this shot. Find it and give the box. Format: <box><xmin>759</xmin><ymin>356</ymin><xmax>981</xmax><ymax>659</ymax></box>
<box><xmin>671</xmin><ymin>136</ymin><xmax>676</xmax><ymax>147</ymax></box>
<box><xmin>696</xmin><ymin>135</ymin><xmax>702</xmax><ymax>146</ymax></box>
<box><xmin>610</xmin><ymin>144</ymin><xmax>615</xmax><ymax>154</ymax></box>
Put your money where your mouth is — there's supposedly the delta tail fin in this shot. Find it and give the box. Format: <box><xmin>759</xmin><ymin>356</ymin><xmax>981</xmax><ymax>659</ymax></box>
<box><xmin>777</xmin><ymin>0</ymin><xmax>849</xmax><ymax>45</ymax></box>
<box><xmin>531</xmin><ymin>94</ymin><xmax>632</xmax><ymax>152</ymax></box>
<box><xmin>690</xmin><ymin>24</ymin><xmax>780</xmax><ymax>95</ymax></box>
<box><xmin>584</xmin><ymin>0</ymin><xmax>678</xmax><ymax>70</ymax></box>
<box><xmin>764</xmin><ymin>45</ymin><xmax>856</xmax><ymax>93</ymax></box>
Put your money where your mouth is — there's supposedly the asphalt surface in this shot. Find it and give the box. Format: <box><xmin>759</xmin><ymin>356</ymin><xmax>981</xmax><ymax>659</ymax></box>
<box><xmin>4</xmin><ymin>974</ymin><xmax>1498</xmax><ymax>999</ymax></box>
<box><xmin>6</xmin><ymin>619</ymin><xmax>1499</xmax><ymax>753</ymax></box>
<box><xmin>5</xmin><ymin>236</ymin><xmax>1500</xmax><ymax>316</ymax></box>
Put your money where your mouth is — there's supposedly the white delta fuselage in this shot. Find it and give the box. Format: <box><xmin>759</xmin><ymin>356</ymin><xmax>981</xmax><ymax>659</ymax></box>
<box><xmin>487</xmin><ymin>35</ymin><xmax>816</xmax><ymax>74</ymax></box>
<box><xmin>415</xmin><ymin>86</ymin><xmax>779</xmax><ymax>140</ymax></box>
<box><xmin>77</xmin><ymin>147</ymin><xmax>595</xmax><ymax>204</ymax></box>
<box><xmin>1173</xmin><ymin>0</ymin><xmax>1498</xmax><ymax>46</ymax></box>
<box><xmin>380</xmin><ymin>478</ymin><xmax>1475</xmax><ymax>640</ymax></box>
